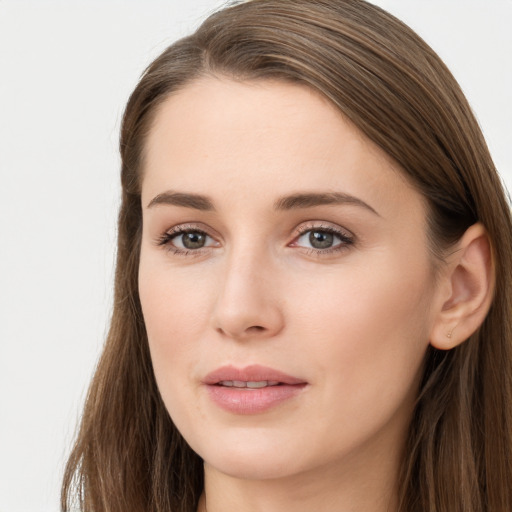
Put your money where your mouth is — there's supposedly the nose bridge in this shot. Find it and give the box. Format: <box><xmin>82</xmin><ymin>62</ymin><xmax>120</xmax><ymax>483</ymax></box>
<box><xmin>213</xmin><ymin>241</ymin><xmax>284</xmax><ymax>340</ymax></box>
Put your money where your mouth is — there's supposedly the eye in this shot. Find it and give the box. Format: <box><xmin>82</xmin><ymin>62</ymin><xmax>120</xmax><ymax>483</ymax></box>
<box><xmin>156</xmin><ymin>226</ymin><xmax>219</xmax><ymax>253</ymax></box>
<box><xmin>173</xmin><ymin>230</ymin><xmax>212</xmax><ymax>250</ymax></box>
<box><xmin>292</xmin><ymin>225</ymin><xmax>354</xmax><ymax>252</ymax></box>
<box><xmin>301</xmin><ymin>230</ymin><xmax>337</xmax><ymax>249</ymax></box>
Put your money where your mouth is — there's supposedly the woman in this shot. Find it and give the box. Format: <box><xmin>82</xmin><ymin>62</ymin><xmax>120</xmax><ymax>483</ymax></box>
<box><xmin>61</xmin><ymin>1</ymin><xmax>512</xmax><ymax>511</ymax></box>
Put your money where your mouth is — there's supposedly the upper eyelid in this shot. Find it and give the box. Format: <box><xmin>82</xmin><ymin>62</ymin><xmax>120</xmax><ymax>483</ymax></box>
<box><xmin>161</xmin><ymin>220</ymin><xmax>352</xmax><ymax>237</ymax></box>
<box><xmin>292</xmin><ymin>221</ymin><xmax>354</xmax><ymax>238</ymax></box>
<box><xmin>166</xmin><ymin>223</ymin><xmax>219</xmax><ymax>238</ymax></box>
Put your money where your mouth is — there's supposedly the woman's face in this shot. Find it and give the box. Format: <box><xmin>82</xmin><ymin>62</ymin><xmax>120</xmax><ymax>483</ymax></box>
<box><xmin>139</xmin><ymin>78</ymin><xmax>443</xmax><ymax>481</ymax></box>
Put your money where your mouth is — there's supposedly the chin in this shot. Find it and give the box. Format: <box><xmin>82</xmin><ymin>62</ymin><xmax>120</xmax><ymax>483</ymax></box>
<box><xmin>189</xmin><ymin>428</ymin><xmax>309</xmax><ymax>481</ymax></box>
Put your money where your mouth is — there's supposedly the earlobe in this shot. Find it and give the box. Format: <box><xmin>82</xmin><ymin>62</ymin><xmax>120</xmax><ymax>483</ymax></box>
<box><xmin>430</xmin><ymin>223</ymin><xmax>495</xmax><ymax>350</ymax></box>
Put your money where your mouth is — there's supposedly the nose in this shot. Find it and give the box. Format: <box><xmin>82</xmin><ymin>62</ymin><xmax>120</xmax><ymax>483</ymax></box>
<box><xmin>212</xmin><ymin>251</ymin><xmax>285</xmax><ymax>341</ymax></box>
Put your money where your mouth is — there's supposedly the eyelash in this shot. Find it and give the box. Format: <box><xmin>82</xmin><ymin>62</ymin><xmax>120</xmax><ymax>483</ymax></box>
<box><xmin>155</xmin><ymin>223</ymin><xmax>355</xmax><ymax>257</ymax></box>
<box><xmin>291</xmin><ymin>222</ymin><xmax>355</xmax><ymax>256</ymax></box>
<box><xmin>155</xmin><ymin>224</ymin><xmax>216</xmax><ymax>257</ymax></box>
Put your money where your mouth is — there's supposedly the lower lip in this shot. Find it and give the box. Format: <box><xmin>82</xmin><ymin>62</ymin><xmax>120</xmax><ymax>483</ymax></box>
<box><xmin>205</xmin><ymin>384</ymin><xmax>306</xmax><ymax>414</ymax></box>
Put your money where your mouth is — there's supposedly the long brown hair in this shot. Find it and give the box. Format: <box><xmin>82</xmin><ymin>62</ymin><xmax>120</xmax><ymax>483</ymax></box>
<box><xmin>62</xmin><ymin>1</ymin><xmax>512</xmax><ymax>511</ymax></box>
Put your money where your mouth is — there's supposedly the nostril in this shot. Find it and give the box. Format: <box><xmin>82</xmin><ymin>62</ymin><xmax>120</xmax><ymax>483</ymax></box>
<box><xmin>216</xmin><ymin>325</ymin><xmax>265</xmax><ymax>337</ymax></box>
<box><xmin>248</xmin><ymin>325</ymin><xmax>265</xmax><ymax>332</ymax></box>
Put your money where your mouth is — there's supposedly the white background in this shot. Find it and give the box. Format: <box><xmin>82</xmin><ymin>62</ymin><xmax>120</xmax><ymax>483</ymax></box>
<box><xmin>0</xmin><ymin>1</ymin><xmax>510</xmax><ymax>511</ymax></box>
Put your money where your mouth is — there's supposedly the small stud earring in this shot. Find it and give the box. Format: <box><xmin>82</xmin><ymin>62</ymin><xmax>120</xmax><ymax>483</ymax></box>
<box><xmin>447</xmin><ymin>328</ymin><xmax>454</xmax><ymax>339</ymax></box>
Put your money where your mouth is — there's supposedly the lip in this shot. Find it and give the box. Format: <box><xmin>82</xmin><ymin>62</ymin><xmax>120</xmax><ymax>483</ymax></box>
<box><xmin>202</xmin><ymin>364</ymin><xmax>308</xmax><ymax>414</ymax></box>
<box><xmin>203</xmin><ymin>364</ymin><xmax>306</xmax><ymax>385</ymax></box>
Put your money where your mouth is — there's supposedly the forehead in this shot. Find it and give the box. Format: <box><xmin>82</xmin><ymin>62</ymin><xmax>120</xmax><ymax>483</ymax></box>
<box><xmin>141</xmin><ymin>77</ymin><xmax>424</xmax><ymax>221</ymax></box>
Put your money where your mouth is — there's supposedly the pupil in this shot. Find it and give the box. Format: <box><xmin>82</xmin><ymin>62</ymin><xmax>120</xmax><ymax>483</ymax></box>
<box><xmin>182</xmin><ymin>232</ymin><xmax>205</xmax><ymax>249</ymax></box>
<box><xmin>309</xmin><ymin>231</ymin><xmax>333</xmax><ymax>249</ymax></box>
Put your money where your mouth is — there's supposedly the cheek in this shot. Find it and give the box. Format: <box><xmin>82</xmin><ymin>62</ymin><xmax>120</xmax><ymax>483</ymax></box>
<box><xmin>290</xmin><ymin>253</ymin><xmax>433</xmax><ymax>345</ymax></box>
<box><xmin>138</xmin><ymin>257</ymin><xmax>213</xmax><ymax>397</ymax></box>
<box><xmin>287</xmin><ymin>254</ymin><xmax>433</xmax><ymax>429</ymax></box>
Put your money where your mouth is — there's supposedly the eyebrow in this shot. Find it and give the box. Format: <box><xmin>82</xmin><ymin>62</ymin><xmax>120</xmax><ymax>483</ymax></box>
<box><xmin>147</xmin><ymin>191</ymin><xmax>215</xmax><ymax>210</ymax></box>
<box><xmin>147</xmin><ymin>190</ymin><xmax>379</xmax><ymax>216</ymax></box>
<box><xmin>273</xmin><ymin>192</ymin><xmax>380</xmax><ymax>216</ymax></box>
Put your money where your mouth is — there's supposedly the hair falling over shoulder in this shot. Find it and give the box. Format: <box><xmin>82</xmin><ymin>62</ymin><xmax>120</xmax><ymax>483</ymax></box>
<box><xmin>61</xmin><ymin>1</ymin><xmax>512</xmax><ymax>511</ymax></box>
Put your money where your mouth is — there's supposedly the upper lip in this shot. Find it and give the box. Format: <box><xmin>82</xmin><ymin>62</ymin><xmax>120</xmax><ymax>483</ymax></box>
<box><xmin>203</xmin><ymin>364</ymin><xmax>307</xmax><ymax>385</ymax></box>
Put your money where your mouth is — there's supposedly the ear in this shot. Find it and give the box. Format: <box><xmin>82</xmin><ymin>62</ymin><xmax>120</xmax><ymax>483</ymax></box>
<box><xmin>430</xmin><ymin>223</ymin><xmax>495</xmax><ymax>350</ymax></box>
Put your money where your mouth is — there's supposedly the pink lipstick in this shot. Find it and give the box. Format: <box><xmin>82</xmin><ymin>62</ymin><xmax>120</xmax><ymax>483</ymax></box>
<box><xmin>203</xmin><ymin>364</ymin><xmax>307</xmax><ymax>414</ymax></box>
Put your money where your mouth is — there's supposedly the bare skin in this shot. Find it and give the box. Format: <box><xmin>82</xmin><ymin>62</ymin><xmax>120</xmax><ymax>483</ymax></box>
<box><xmin>138</xmin><ymin>78</ymin><xmax>493</xmax><ymax>512</ymax></box>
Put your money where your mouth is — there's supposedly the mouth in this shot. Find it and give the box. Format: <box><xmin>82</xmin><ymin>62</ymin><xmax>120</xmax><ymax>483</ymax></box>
<box><xmin>216</xmin><ymin>380</ymin><xmax>281</xmax><ymax>388</ymax></box>
<box><xmin>203</xmin><ymin>365</ymin><xmax>308</xmax><ymax>414</ymax></box>
<box><xmin>203</xmin><ymin>364</ymin><xmax>307</xmax><ymax>386</ymax></box>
